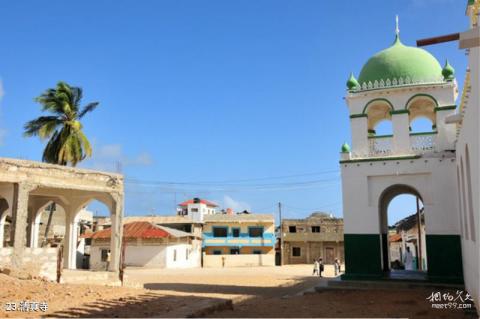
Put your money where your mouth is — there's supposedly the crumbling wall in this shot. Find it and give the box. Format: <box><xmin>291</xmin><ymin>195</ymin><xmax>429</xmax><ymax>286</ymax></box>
<box><xmin>0</xmin><ymin>248</ymin><xmax>57</xmax><ymax>281</ymax></box>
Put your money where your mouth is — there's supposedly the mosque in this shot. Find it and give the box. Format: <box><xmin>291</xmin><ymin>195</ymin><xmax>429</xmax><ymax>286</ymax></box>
<box><xmin>340</xmin><ymin>0</ymin><xmax>479</xmax><ymax>306</ymax></box>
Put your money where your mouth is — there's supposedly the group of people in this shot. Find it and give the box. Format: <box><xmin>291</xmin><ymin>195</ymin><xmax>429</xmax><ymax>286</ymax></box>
<box><xmin>312</xmin><ymin>258</ymin><xmax>342</xmax><ymax>277</ymax></box>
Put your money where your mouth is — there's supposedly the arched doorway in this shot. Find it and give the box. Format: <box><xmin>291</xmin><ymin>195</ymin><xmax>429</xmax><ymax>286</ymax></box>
<box><xmin>379</xmin><ymin>184</ymin><xmax>427</xmax><ymax>278</ymax></box>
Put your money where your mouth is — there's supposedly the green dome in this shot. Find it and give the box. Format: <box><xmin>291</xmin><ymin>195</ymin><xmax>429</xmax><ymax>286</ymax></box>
<box><xmin>358</xmin><ymin>35</ymin><xmax>443</xmax><ymax>85</ymax></box>
<box><xmin>341</xmin><ymin>142</ymin><xmax>351</xmax><ymax>153</ymax></box>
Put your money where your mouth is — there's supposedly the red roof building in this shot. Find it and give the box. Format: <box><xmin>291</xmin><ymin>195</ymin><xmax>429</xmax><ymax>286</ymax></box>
<box><xmin>178</xmin><ymin>198</ymin><xmax>218</xmax><ymax>207</ymax></box>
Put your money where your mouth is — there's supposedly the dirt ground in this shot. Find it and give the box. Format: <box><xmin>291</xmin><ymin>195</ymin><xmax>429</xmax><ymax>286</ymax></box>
<box><xmin>1</xmin><ymin>265</ymin><xmax>478</xmax><ymax>318</ymax></box>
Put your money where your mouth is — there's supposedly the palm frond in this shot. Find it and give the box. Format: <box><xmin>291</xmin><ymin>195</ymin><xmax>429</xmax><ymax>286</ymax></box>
<box><xmin>78</xmin><ymin>102</ymin><xmax>99</xmax><ymax>119</ymax></box>
<box><xmin>23</xmin><ymin>116</ymin><xmax>61</xmax><ymax>138</ymax></box>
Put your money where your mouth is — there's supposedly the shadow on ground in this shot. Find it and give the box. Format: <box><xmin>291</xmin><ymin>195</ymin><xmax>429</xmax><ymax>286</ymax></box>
<box><xmin>46</xmin><ymin>292</ymin><xmax>232</xmax><ymax>318</ymax></box>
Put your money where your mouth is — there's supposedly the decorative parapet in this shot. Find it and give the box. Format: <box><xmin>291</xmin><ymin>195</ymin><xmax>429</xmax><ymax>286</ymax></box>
<box><xmin>348</xmin><ymin>76</ymin><xmax>447</xmax><ymax>93</ymax></box>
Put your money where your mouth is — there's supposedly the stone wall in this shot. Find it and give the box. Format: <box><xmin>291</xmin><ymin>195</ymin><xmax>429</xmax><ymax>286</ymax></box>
<box><xmin>0</xmin><ymin>248</ymin><xmax>58</xmax><ymax>281</ymax></box>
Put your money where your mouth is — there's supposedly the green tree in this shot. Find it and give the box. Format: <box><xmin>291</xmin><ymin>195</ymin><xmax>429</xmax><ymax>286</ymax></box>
<box><xmin>24</xmin><ymin>81</ymin><xmax>99</xmax><ymax>166</ymax></box>
<box><xmin>24</xmin><ymin>81</ymin><xmax>99</xmax><ymax>247</ymax></box>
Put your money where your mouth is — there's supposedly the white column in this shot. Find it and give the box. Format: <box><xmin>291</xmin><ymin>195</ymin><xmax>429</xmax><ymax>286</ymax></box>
<box><xmin>11</xmin><ymin>183</ymin><xmax>35</xmax><ymax>267</ymax></box>
<box><xmin>391</xmin><ymin>112</ymin><xmax>411</xmax><ymax>154</ymax></box>
<box><xmin>109</xmin><ymin>193</ymin><xmax>123</xmax><ymax>272</ymax></box>
<box><xmin>350</xmin><ymin>116</ymin><xmax>368</xmax><ymax>157</ymax></box>
<box><xmin>435</xmin><ymin>109</ymin><xmax>456</xmax><ymax>152</ymax></box>
<box><xmin>64</xmin><ymin>210</ymin><xmax>80</xmax><ymax>270</ymax></box>
<box><xmin>0</xmin><ymin>213</ymin><xmax>6</xmax><ymax>248</ymax></box>
<box><xmin>29</xmin><ymin>212</ymin><xmax>42</xmax><ymax>248</ymax></box>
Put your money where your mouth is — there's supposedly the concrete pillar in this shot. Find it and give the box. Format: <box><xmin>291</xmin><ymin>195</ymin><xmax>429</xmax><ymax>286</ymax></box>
<box><xmin>11</xmin><ymin>183</ymin><xmax>36</xmax><ymax>267</ymax></box>
<box><xmin>0</xmin><ymin>213</ymin><xmax>6</xmax><ymax>248</ymax></box>
<box><xmin>350</xmin><ymin>116</ymin><xmax>368</xmax><ymax>157</ymax></box>
<box><xmin>391</xmin><ymin>112</ymin><xmax>411</xmax><ymax>154</ymax></box>
<box><xmin>29</xmin><ymin>212</ymin><xmax>41</xmax><ymax>248</ymax></box>
<box><xmin>435</xmin><ymin>109</ymin><xmax>456</xmax><ymax>151</ymax></box>
<box><xmin>64</xmin><ymin>208</ymin><xmax>80</xmax><ymax>270</ymax></box>
<box><xmin>109</xmin><ymin>193</ymin><xmax>124</xmax><ymax>272</ymax></box>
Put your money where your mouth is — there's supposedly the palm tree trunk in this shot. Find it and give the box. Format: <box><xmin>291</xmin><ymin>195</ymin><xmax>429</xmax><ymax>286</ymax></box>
<box><xmin>41</xmin><ymin>203</ymin><xmax>56</xmax><ymax>247</ymax></box>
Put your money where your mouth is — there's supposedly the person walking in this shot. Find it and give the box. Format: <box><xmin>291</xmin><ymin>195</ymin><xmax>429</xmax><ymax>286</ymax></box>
<box><xmin>404</xmin><ymin>246</ymin><xmax>414</xmax><ymax>270</ymax></box>
<box><xmin>318</xmin><ymin>258</ymin><xmax>324</xmax><ymax>277</ymax></box>
<box><xmin>312</xmin><ymin>259</ymin><xmax>320</xmax><ymax>276</ymax></box>
<box><xmin>334</xmin><ymin>258</ymin><xmax>341</xmax><ymax>276</ymax></box>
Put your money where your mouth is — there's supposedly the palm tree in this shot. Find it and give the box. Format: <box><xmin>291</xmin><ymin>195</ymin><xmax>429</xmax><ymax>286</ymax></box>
<box><xmin>24</xmin><ymin>81</ymin><xmax>99</xmax><ymax>166</ymax></box>
<box><xmin>24</xmin><ymin>81</ymin><xmax>99</xmax><ymax>246</ymax></box>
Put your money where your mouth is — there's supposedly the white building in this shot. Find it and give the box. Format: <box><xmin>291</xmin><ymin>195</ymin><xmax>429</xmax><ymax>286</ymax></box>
<box><xmin>451</xmin><ymin>0</ymin><xmax>480</xmax><ymax>307</ymax></box>
<box><xmin>340</xmin><ymin>24</ymin><xmax>463</xmax><ymax>283</ymax></box>
<box><xmin>177</xmin><ymin>198</ymin><xmax>218</xmax><ymax>222</ymax></box>
<box><xmin>85</xmin><ymin>221</ymin><xmax>201</xmax><ymax>270</ymax></box>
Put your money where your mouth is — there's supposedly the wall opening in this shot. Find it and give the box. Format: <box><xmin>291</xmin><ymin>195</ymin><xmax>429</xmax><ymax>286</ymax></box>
<box><xmin>379</xmin><ymin>185</ymin><xmax>427</xmax><ymax>274</ymax></box>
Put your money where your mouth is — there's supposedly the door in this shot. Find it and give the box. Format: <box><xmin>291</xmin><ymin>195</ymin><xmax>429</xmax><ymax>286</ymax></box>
<box><xmin>325</xmin><ymin>247</ymin><xmax>335</xmax><ymax>264</ymax></box>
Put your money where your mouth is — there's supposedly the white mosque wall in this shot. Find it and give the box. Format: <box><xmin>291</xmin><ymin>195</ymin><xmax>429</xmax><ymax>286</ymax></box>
<box><xmin>456</xmin><ymin>39</ymin><xmax>480</xmax><ymax>308</ymax></box>
<box><xmin>341</xmin><ymin>154</ymin><xmax>460</xmax><ymax>235</ymax></box>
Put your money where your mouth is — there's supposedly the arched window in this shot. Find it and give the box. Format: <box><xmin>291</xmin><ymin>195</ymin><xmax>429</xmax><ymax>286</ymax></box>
<box><xmin>407</xmin><ymin>95</ymin><xmax>436</xmax><ymax>133</ymax></box>
<box><xmin>364</xmin><ymin>99</ymin><xmax>393</xmax><ymax>135</ymax></box>
<box><xmin>465</xmin><ymin>145</ymin><xmax>476</xmax><ymax>242</ymax></box>
<box><xmin>410</xmin><ymin>117</ymin><xmax>434</xmax><ymax>134</ymax></box>
<box><xmin>374</xmin><ymin>119</ymin><xmax>393</xmax><ymax>136</ymax></box>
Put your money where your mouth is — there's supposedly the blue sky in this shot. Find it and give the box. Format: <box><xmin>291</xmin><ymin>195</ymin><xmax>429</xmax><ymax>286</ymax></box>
<box><xmin>0</xmin><ymin>0</ymin><xmax>469</xmax><ymax>224</ymax></box>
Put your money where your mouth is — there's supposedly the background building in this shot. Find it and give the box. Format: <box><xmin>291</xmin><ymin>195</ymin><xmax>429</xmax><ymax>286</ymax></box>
<box><xmin>202</xmin><ymin>212</ymin><xmax>275</xmax><ymax>267</ymax></box>
<box><xmin>281</xmin><ymin>212</ymin><xmax>344</xmax><ymax>265</ymax></box>
<box><xmin>86</xmin><ymin>221</ymin><xmax>200</xmax><ymax>270</ymax></box>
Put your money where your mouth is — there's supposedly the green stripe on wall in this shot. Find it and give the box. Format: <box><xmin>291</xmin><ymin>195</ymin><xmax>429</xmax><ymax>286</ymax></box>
<box><xmin>342</xmin><ymin>234</ymin><xmax>383</xmax><ymax>280</ymax></box>
<box><xmin>426</xmin><ymin>234</ymin><xmax>464</xmax><ymax>284</ymax></box>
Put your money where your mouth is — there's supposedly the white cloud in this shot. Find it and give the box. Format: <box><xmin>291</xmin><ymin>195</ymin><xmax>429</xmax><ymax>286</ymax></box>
<box><xmin>223</xmin><ymin>195</ymin><xmax>251</xmax><ymax>212</ymax></box>
<box><xmin>84</xmin><ymin>143</ymin><xmax>153</xmax><ymax>172</ymax></box>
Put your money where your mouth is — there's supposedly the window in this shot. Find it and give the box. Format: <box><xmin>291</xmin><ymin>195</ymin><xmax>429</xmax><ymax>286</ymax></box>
<box><xmin>289</xmin><ymin>226</ymin><xmax>297</xmax><ymax>233</ymax></box>
<box><xmin>85</xmin><ymin>238</ymin><xmax>92</xmax><ymax>245</ymax></box>
<box><xmin>213</xmin><ymin>250</ymin><xmax>222</xmax><ymax>255</ymax></box>
<box><xmin>249</xmin><ymin>227</ymin><xmax>263</xmax><ymax>237</ymax></box>
<box><xmin>311</xmin><ymin>226</ymin><xmax>321</xmax><ymax>233</ymax></box>
<box><xmin>230</xmin><ymin>248</ymin><xmax>240</xmax><ymax>255</ymax></box>
<box><xmin>191</xmin><ymin>208</ymin><xmax>199</xmax><ymax>212</ymax></box>
<box><xmin>232</xmin><ymin>228</ymin><xmax>240</xmax><ymax>237</ymax></box>
<box><xmin>101</xmin><ymin>249</ymin><xmax>110</xmax><ymax>262</ymax></box>
<box><xmin>186</xmin><ymin>248</ymin><xmax>189</xmax><ymax>260</ymax></box>
<box><xmin>253</xmin><ymin>250</ymin><xmax>262</xmax><ymax>255</ymax></box>
<box><xmin>292</xmin><ymin>247</ymin><xmax>301</xmax><ymax>257</ymax></box>
<box><xmin>173</xmin><ymin>249</ymin><xmax>177</xmax><ymax>261</ymax></box>
<box><xmin>213</xmin><ymin>227</ymin><xmax>228</xmax><ymax>237</ymax></box>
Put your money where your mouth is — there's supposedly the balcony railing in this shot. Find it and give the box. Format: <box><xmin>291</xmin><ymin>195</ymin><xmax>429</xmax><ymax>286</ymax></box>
<box><xmin>366</xmin><ymin>132</ymin><xmax>437</xmax><ymax>158</ymax></box>
<box><xmin>368</xmin><ymin>135</ymin><xmax>393</xmax><ymax>157</ymax></box>
<box><xmin>410</xmin><ymin>132</ymin><xmax>436</xmax><ymax>153</ymax></box>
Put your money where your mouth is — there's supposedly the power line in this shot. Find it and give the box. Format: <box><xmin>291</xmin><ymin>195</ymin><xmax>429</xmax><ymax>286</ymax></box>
<box><xmin>124</xmin><ymin>169</ymin><xmax>339</xmax><ymax>187</ymax></box>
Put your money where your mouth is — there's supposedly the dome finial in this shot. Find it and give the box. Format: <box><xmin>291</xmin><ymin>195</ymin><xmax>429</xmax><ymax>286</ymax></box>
<box><xmin>346</xmin><ymin>73</ymin><xmax>359</xmax><ymax>91</ymax></box>
<box><xmin>395</xmin><ymin>15</ymin><xmax>400</xmax><ymax>37</ymax></box>
<box><xmin>442</xmin><ymin>59</ymin><xmax>455</xmax><ymax>81</ymax></box>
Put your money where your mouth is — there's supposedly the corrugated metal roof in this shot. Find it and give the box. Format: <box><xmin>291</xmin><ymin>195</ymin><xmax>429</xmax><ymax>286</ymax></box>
<box><xmin>83</xmin><ymin>221</ymin><xmax>194</xmax><ymax>239</ymax></box>
<box><xmin>204</xmin><ymin>213</ymin><xmax>274</xmax><ymax>222</ymax></box>
<box><xmin>124</xmin><ymin>215</ymin><xmax>196</xmax><ymax>224</ymax></box>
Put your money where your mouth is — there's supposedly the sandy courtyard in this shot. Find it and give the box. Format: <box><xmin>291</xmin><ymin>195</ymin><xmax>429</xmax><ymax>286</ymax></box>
<box><xmin>1</xmin><ymin>265</ymin><xmax>477</xmax><ymax>318</ymax></box>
